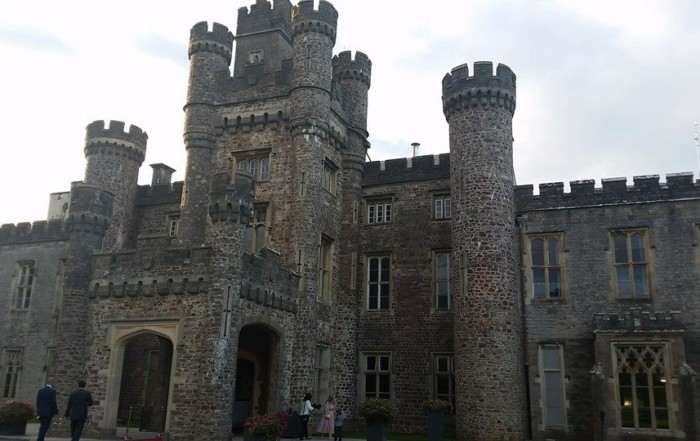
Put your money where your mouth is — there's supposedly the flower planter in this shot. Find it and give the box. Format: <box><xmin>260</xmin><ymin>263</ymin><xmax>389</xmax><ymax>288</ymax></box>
<box><xmin>0</xmin><ymin>420</ymin><xmax>28</xmax><ymax>436</ymax></box>
<box><xmin>426</xmin><ymin>410</ymin><xmax>445</xmax><ymax>441</ymax></box>
<box><xmin>365</xmin><ymin>421</ymin><xmax>389</xmax><ymax>441</ymax></box>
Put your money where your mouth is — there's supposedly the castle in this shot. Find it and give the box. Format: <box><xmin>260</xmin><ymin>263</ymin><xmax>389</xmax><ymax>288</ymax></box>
<box><xmin>1</xmin><ymin>1</ymin><xmax>699</xmax><ymax>440</ymax></box>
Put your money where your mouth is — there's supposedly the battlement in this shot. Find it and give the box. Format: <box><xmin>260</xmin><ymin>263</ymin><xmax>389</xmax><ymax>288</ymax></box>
<box><xmin>515</xmin><ymin>172</ymin><xmax>700</xmax><ymax>211</ymax></box>
<box><xmin>442</xmin><ymin>62</ymin><xmax>516</xmax><ymax>118</ymax></box>
<box><xmin>217</xmin><ymin>110</ymin><xmax>287</xmax><ymax>134</ymax></box>
<box><xmin>85</xmin><ymin>120</ymin><xmax>148</xmax><ymax>154</ymax></box>
<box><xmin>239</xmin><ymin>248</ymin><xmax>301</xmax><ymax>313</ymax></box>
<box><xmin>363</xmin><ymin>154</ymin><xmax>451</xmax><ymax>187</ymax></box>
<box><xmin>236</xmin><ymin>0</ymin><xmax>293</xmax><ymax>35</ymax></box>
<box><xmin>332</xmin><ymin>51</ymin><xmax>372</xmax><ymax>87</ymax></box>
<box><xmin>136</xmin><ymin>181</ymin><xmax>184</xmax><ymax>206</ymax></box>
<box><xmin>594</xmin><ymin>308</ymin><xmax>683</xmax><ymax>333</ymax></box>
<box><xmin>0</xmin><ymin>219</ymin><xmax>68</xmax><ymax>245</ymax></box>
<box><xmin>291</xmin><ymin>0</ymin><xmax>337</xmax><ymax>42</ymax></box>
<box><xmin>189</xmin><ymin>21</ymin><xmax>234</xmax><ymax>62</ymax></box>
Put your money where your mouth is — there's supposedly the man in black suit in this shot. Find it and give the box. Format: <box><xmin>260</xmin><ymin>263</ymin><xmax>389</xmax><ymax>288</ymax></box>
<box><xmin>36</xmin><ymin>377</ymin><xmax>58</xmax><ymax>441</ymax></box>
<box><xmin>64</xmin><ymin>380</ymin><xmax>94</xmax><ymax>441</ymax></box>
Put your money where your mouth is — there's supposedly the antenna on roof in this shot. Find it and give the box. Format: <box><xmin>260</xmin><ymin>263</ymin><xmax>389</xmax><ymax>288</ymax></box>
<box><xmin>411</xmin><ymin>142</ymin><xmax>420</xmax><ymax>158</ymax></box>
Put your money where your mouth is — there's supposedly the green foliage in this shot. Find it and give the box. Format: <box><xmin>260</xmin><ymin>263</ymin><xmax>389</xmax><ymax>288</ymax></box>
<box><xmin>357</xmin><ymin>398</ymin><xmax>398</xmax><ymax>423</ymax></box>
<box><xmin>0</xmin><ymin>399</ymin><xmax>35</xmax><ymax>426</ymax></box>
<box><xmin>420</xmin><ymin>398</ymin><xmax>450</xmax><ymax>412</ymax></box>
<box><xmin>244</xmin><ymin>410</ymin><xmax>288</xmax><ymax>441</ymax></box>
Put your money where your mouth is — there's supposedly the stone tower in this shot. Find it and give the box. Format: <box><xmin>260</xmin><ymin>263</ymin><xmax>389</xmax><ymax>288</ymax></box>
<box><xmin>287</xmin><ymin>0</ymin><xmax>339</xmax><ymax>400</ymax></box>
<box><xmin>84</xmin><ymin>120</ymin><xmax>147</xmax><ymax>249</ymax></box>
<box><xmin>180</xmin><ymin>21</ymin><xmax>233</xmax><ymax>246</ymax></box>
<box><xmin>333</xmin><ymin>50</ymin><xmax>371</xmax><ymax>410</ymax></box>
<box><xmin>442</xmin><ymin>62</ymin><xmax>526</xmax><ymax>440</ymax></box>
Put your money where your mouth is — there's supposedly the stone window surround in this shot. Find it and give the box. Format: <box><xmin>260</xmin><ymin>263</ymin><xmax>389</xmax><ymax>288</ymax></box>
<box><xmin>361</xmin><ymin>352</ymin><xmax>391</xmax><ymax>399</ymax></box>
<box><xmin>610</xmin><ymin>228</ymin><xmax>652</xmax><ymax>299</ymax></box>
<box><xmin>322</xmin><ymin>158</ymin><xmax>339</xmax><ymax>196</ymax></box>
<box><xmin>364</xmin><ymin>196</ymin><xmax>393</xmax><ymax>225</ymax></box>
<box><xmin>365</xmin><ymin>254</ymin><xmax>391</xmax><ymax>311</ymax></box>
<box><xmin>431</xmin><ymin>352</ymin><xmax>455</xmax><ymax>412</ymax></box>
<box><xmin>317</xmin><ymin>235</ymin><xmax>334</xmax><ymax>303</ymax></box>
<box><xmin>537</xmin><ymin>343</ymin><xmax>567</xmax><ymax>430</ymax></box>
<box><xmin>12</xmin><ymin>260</ymin><xmax>35</xmax><ymax>310</ymax></box>
<box><xmin>433</xmin><ymin>194</ymin><xmax>451</xmax><ymax>220</ymax></box>
<box><xmin>523</xmin><ymin>232</ymin><xmax>566</xmax><ymax>303</ymax></box>
<box><xmin>233</xmin><ymin>148</ymin><xmax>271</xmax><ymax>182</ymax></box>
<box><xmin>433</xmin><ymin>250</ymin><xmax>451</xmax><ymax>311</ymax></box>
<box><xmin>1</xmin><ymin>348</ymin><xmax>22</xmax><ymax>399</ymax></box>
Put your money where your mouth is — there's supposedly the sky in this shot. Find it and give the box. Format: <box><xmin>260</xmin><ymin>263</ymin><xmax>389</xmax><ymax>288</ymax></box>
<box><xmin>0</xmin><ymin>0</ymin><xmax>699</xmax><ymax>225</ymax></box>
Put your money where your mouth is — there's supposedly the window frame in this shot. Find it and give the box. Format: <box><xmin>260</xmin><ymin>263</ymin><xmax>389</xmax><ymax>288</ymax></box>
<box><xmin>366</xmin><ymin>254</ymin><xmax>391</xmax><ymax>310</ymax></box>
<box><xmin>434</xmin><ymin>251</ymin><xmax>451</xmax><ymax>310</ymax></box>
<box><xmin>526</xmin><ymin>233</ymin><xmax>565</xmax><ymax>300</ymax></box>
<box><xmin>433</xmin><ymin>194</ymin><xmax>452</xmax><ymax>220</ymax></box>
<box><xmin>432</xmin><ymin>353</ymin><xmax>455</xmax><ymax>412</ymax></box>
<box><xmin>13</xmin><ymin>261</ymin><xmax>35</xmax><ymax>310</ymax></box>
<box><xmin>318</xmin><ymin>236</ymin><xmax>334</xmax><ymax>302</ymax></box>
<box><xmin>539</xmin><ymin>344</ymin><xmax>567</xmax><ymax>429</ymax></box>
<box><xmin>315</xmin><ymin>345</ymin><xmax>331</xmax><ymax>400</ymax></box>
<box><xmin>234</xmin><ymin>150</ymin><xmax>271</xmax><ymax>182</ymax></box>
<box><xmin>244</xmin><ymin>203</ymin><xmax>269</xmax><ymax>254</ymax></box>
<box><xmin>613</xmin><ymin>342</ymin><xmax>670</xmax><ymax>431</ymax></box>
<box><xmin>366</xmin><ymin>200</ymin><xmax>392</xmax><ymax>225</ymax></box>
<box><xmin>167</xmin><ymin>214</ymin><xmax>180</xmax><ymax>238</ymax></box>
<box><xmin>362</xmin><ymin>352</ymin><xmax>391</xmax><ymax>399</ymax></box>
<box><xmin>610</xmin><ymin>229</ymin><xmax>650</xmax><ymax>299</ymax></box>
<box><xmin>1</xmin><ymin>349</ymin><xmax>22</xmax><ymax>399</ymax></box>
<box><xmin>322</xmin><ymin>158</ymin><xmax>339</xmax><ymax>196</ymax></box>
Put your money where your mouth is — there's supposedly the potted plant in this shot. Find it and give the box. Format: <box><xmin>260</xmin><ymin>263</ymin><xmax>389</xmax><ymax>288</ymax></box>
<box><xmin>421</xmin><ymin>398</ymin><xmax>450</xmax><ymax>441</ymax></box>
<box><xmin>358</xmin><ymin>398</ymin><xmax>397</xmax><ymax>441</ymax></box>
<box><xmin>0</xmin><ymin>399</ymin><xmax>35</xmax><ymax>436</ymax></box>
<box><xmin>243</xmin><ymin>410</ymin><xmax>289</xmax><ymax>441</ymax></box>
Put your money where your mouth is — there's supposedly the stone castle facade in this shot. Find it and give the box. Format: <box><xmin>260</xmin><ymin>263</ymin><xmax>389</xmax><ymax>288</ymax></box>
<box><xmin>1</xmin><ymin>1</ymin><xmax>699</xmax><ymax>440</ymax></box>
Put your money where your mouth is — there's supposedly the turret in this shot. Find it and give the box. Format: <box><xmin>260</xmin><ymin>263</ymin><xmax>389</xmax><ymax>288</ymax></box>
<box><xmin>442</xmin><ymin>62</ymin><xmax>526</xmax><ymax>441</ymax></box>
<box><xmin>233</xmin><ymin>0</ymin><xmax>293</xmax><ymax>78</ymax></box>
<box><xmin>179</xmin><ymin>22</ymin><xmax>233</xmax><ymax>246</ymax></box>
<box><xmin>84</xmin><ymin>120</ymin><xmax>147</xmax><ymax>249</ymax></box>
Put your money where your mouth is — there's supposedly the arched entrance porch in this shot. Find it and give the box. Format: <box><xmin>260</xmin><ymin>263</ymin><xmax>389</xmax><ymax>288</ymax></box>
<box><xmin>232</xmin><ymin>323</ymin><xmax>281</xmax><ymax>432</ymax></box>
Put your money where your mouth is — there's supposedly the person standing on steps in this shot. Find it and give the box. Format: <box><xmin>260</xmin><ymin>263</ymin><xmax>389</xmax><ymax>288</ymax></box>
<box><xmin>64</xmin><ymin>380</ymin><xmax>94</xmax><ymax>441</ymax></box>
<box><xmin>36</xmin><ymin>377</ymin><xmax>58</xmax><ymax>441</ymax></box>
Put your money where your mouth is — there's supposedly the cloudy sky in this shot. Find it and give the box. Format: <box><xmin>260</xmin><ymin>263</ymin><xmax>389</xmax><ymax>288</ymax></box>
<box><xmin>1</xmin><ymin>0</ymin><xmax>698</xmax><ymax>225</ymax></box>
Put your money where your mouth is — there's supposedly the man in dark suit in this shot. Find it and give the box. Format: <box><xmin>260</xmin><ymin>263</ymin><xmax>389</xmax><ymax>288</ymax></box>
<box><xmin>64</xmin><ymin>380</ymin><xmax>94</xmax><ymax>441</ymax></box>
<box><xmin>36</xmin><ymin>377</ymin><xmax>58</xmax><ymax>441</ymax></box>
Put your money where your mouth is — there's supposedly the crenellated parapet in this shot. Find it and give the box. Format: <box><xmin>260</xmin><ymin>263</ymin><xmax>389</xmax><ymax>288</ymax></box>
<box><xmin>594</xmin><ymin>308</ymin><xmax>683</xmax><ymax>333</ymax></box>
<box><xmin>515</xmin><ymin>172</ymin><xmax>700</xmax><ymax>211</ymax></box>
<box><xmin>0</xmin><ymin>219</ymin><xmax>68</xmax><ymax>245</ymax></box>
<box><xmin>236</xmin><ymin>0</ymin><xmax>292</xmax><ymax>36</ymax></box>
<box><xmin>189</xmin><ymin>21</ymin><xmax>234</xmax><ymax>63</ymax></box>
<box><xmin>136</xmin><ymin>181</ymin><xmax>184</xmax><ymax>206</ymax></box>
<box><xmin>209</xmin><ymin>171</ymin><xmax>253</xmax><ymax>224</ymax></box>
<box><xmin>89</xmin><ymin>274</ymin><xmax>209</xmax><ymax>298</ymax></box>
<box><xmin>66</xmin><ymin>182</ymin><xmax>113</xmax><ymax>234</ymax></box>
<box><xmin>85</xmin><ymin>120</ymin><xmax>147</xmax><ymax>163</ymax></box>
<box><xmin>291</xmin><ymin>0</ymin><xmax>337</xmax><ymax>43</ymax></box>
<box><xmin>289</xmin><ymin>120</ymin><xmax>347</xmax><ymax>147</ymax></box>
<box><xmin>442</xmin><ymin>61</ymin><xmax>516</xmax><ymax>119</ymax></box>
<box><xmin>364</xmin><ymin>154</ymin><xmax>451</xmax><ymax>186</ymax></box>
<box><xmin>240</xmin><ymin>248</ymin><xmax>300</xmax><ymax>313</ymax></box>
<box><xmin>217</xmin><ymin>111</ymin><xmax>287</xmax><ymax>134</ymax></box>
<box><xmin>332</xmin><ymin>51</ymin><xmax>372</xmax><ymax>87</ymax></box>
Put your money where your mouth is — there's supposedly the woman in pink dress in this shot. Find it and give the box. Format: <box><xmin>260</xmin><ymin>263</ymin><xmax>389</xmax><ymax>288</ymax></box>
<box><xmin>316</xmin><ymin>395</ymin><xmax>336</xmax><ymax>439</ymax></box>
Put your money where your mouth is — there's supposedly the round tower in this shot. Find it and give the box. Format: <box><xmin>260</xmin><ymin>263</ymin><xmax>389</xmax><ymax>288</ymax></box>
<box><xmin>287</xmin><ymin>0</ymin><xmax>338</xmax><ymax>401</ymax></box>
<box><xmin>442</xmin><ymin>62</ymin><xmax>526</xmax><ymax>440</ymax></box>
<box><xmin>179</xmin><ymin>21</ymin><xmax>233</xmax><ymax>246</ymax></box>
<box><xmin>84</xmin><ymin>120</ymin><xmax>147</xmax><ymax>249</ymax></box>
<box><xmin>332</xmin><ymin>49</ymin><xmax>371</xmax><ymax>419</ymax></box>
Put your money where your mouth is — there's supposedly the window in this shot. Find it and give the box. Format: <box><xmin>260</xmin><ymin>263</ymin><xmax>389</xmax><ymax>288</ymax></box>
<box><xmin>434</xmin><ymin>195</ymin><xmax>451</xmax><ymax>219</ymax></box>
<box><xmin>367</xmin><ymin>255</ymin><xmax>390</xmax><ymax>310</ymax></box>
<box><xmin>433</xmin><ymin>354</ymin><xmax>455</xmax><ymax>412</ymax></box>
<box><xmin>220</xmin><ymin>285</ymin><xmax>234</xmax><ymax>338</ymax></box>
<box><xmin>315</xmin><ymin>346</ymin><xmax>331</xmax><ymax>400</ymax></box>
<box><xmin>44</xmin><ymin>348</ymin><xmax>56</xmax><ymax>384</ymax></box>
<box><xmin>435</xmin><ymin>252</ymin><xmax>451</xmax><ymax>310</ymax></box>
<box><xmin>244</xmin><ymin>204</ymin><xmax>268</xmax><ymax>253</ymax></box>
<box><xmin>14</xmin><ymin>262</ymin><xmax>34</xmax><ymax>309</ymax></box>
<box><xmin>612</xmin><ymin>230</ymin><xmax>649</xmax><ymax>298</ymax></box>
<box><xmin>1</xmin><ymin>350</ymin><xmax>22</xmax><ymax>398</ymax></box>
<box><xmin>367</xmin><ymin>200</ymin><xmax>392</xmax><ymax>224</ymax></box>
<box><xmin>167</xmin><ymin>215</ymin><xmax>180</xmax><ymax>238</ymax></box>
<box><xmin>236</xmin><ymin>153</ymin><xmax>270</xmax><ymax>182</ymax></box>
<box><xmin>363</xmin><ymin>353</ymin><xmax>391</xmax><ymax>399</ymax></box>
<box><xmin>615</xmin><ymin>344</ymin><xmax>669</xmax><ymax>430</ymax></box>
<box><xmin>323</xmin><ymin>159</ymin><xmax>338</xmax><ymax>195</ymax></box>
<box><xmin>318</xmin><ymin>237</ymin><xmax>333</xmax><ymax>302</ymax></box>
<box><xmin>540</xmin><ymin>345</ymin><xmax>566</xmax><ymax>427</ymax></box>
<box><xmin>529</xmin><ymin>235</ymin><xmax>563</xmax><ymax>299</ymax></box>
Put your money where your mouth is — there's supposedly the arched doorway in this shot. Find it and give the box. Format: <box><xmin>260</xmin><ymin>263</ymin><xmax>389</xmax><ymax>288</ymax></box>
<box><xmin>117</xmin><ymin>333</ymin><xmax>173</xmax><ymax>432</ymax></box>
<box><xmin>232</xmin><ymin>324</ymin><xmax>280</xmax><ymax>432</ymax></box>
